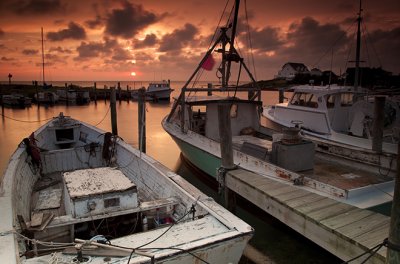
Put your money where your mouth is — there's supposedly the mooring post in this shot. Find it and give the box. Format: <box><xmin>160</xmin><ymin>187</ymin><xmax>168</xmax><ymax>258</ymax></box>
<box><xmin>35</xmin><ymin>81</ymin><xmax>39</xmax><ymax>106</ymax></box>
<box><xmin>93</xmin><ymin>82</ymin><xmax>97</xmax><ymax>104</ymax></box>
<box><xmin>279</xmin><ymin>88</ymin><xmax>284</xmax><ymax>103</ymax></box>
<box><xmin>64</xmin><ymin>83</ymin><xmax>69</xmax><ymax>105</ymax></box>
<box><xmin>217</xmin><ymin>103</ymin><xmax>236</xmax><ymax>213</ymax></box>
<box><xmin>372</xmin><ymin>96</ymin><xmax>385</xmax><ymax>153</ymax></box>
<box><xmin>207</xmin><ymin>83</ymin><xmax>213</xmax><ymax>96</ymax></box>
<box><xmin>138</xmin><ymin>88</ymin><xmax>146</xmax><ymax>153</ymax></box>
<box><xmin>110</xmin><ymin>87</ymin><xmax>118</xmax><ymax>135</ymax></box>
<box><xmin>117</xmin><ymin>82</ymin><xmax>121</xmax><ymax>103</ymax></box>
<box><xmin>127</xmin><ymin>85</ymin><xmax>130</xmax><ymax>102</ymax></box>
<box><xmin>387</xmin><ymin>142</ymin><xmax>400</xmax><ymax>263</ymax></box>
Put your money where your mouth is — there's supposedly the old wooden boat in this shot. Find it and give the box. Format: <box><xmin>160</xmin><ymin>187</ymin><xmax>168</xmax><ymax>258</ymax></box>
<box><xmin>131</xmin><ymin>80</ymin><xmax>174</xmax><ymax>101</ymax></box>
<box><xmin>0</xmin><ymin>112</ymin><xmax>253</xmax><ymax>263</ymax></box>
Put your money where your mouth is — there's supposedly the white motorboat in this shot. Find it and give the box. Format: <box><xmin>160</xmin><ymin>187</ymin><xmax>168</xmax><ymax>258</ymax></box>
<box><xmin>0</xmin><ymin>113</ymin><xmax>253</xmax><ymax>263</ymax></box>
<box><xmin>132</xmin><ymin>80</ymin><xmax>174</xmax><ymax>101</ymax></box>
<box><xmin>263</xmin><ymin>84</ymin><xmax>399</xmax><ymax>154</ymax></box>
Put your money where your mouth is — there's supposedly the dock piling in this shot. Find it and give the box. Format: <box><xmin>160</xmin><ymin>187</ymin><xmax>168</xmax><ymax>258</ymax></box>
<box><xmin>110</xmin><ymin>87</ymin><xmax>118</xmax><ymax>135</ymax></box>
<box><xmin>93</xmin><ymin>82</ymin><xmax>97</xmax><ymax>103</ymax></box>
<box><xmin>387</xmin><ymin>142</ymin><xmax>400</xmax><ymax>263</ymax></box>
<box><xmin>372</xmin><ymin>96</ymin><xmax>385</xmax><ymax>153</ymax></box>
<box><xmin>138</xmin><ymin>88</ymin><xmax>146</xmax><ymax>153</ymax></box>
<box><xmin>217</xmin><ymin>103</ymin><xmax>236</xmax><ymax>213</ymax></box>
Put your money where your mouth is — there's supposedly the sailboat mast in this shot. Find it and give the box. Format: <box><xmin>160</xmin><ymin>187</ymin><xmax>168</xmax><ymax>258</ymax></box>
<box><xmin>225</xmin><ymin>0</ymin><xmax>240</xmax><ymax>86</ymax></box>
<box><xmin>354</xmin><ymin>0</ymin><xmax>362</xmax><ymax>91</ymax></box>
<box><xmin>41</xmin><ymin>27</ymin><xmax>45</xmax><ymax>85</ymax></box>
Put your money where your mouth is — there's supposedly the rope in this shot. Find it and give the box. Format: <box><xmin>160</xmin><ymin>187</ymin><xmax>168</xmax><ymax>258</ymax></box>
<box><xmin>341</xmin><ymin>238</ymin><xmax>391</xmax><ymax>263</ymax></box>
<box><xmin>0</xmin><ymin>113</ymin><xmax>53</xmax><ymax>123</ymax></box>
<box><xmin>93</xmin><ymin>105</ymin><xmax>110</xmax><ymax>127</ymax></box>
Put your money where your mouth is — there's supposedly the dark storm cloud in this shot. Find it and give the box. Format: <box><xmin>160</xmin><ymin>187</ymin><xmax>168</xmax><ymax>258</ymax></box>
<box><xmin>85</xmin><ymin>15</ymin><xmax>103</xmax><ymax>29</ymax></box>
<box><xmin>112</xmin><ymin>47</ymin><xmax>132</xmax><ymax>61</ymax></box>
<box><xmin>158</xmin><ymin>23</ymin><xmax>198</xmax><ymax>52</ymax></box>
<box><xmin>12</xmin><ymin>0</ymin><xmax>65</xmax><ymax>15</ymax></box>
<box><xmin>47</xmin><ymin>22</ymin><xmax>86</xmax><ymax>41</ymax></box>
<box><xmin>247</xmin><ymin>27</ymin><xmax>284</xmax><ymax>52</ymax></box>
<box><xmin>364</xmin><ymin>27</ymin><xmax>400</xmax><ymax>73</ymax></box>
<box><xmin>22</xmin><ymin>49</ymin><xmax>39</xmax><ymax>55</ymax></box>
<box><xmin>282</xmin><ymin>17</ymin><xmax>350</xmax><ymax>64</ymax></box>
<box><xmin>134</xmin><ymin>34</ymin><xmax>158</xmax><ymax>49</ymax></box>
<box><xmin>49</xmin><ymin>46</ymin><xmax>72</xmax><ymax>54</ymax></box>
<box><xmin>1</xmin><ymin>57</ymin><xmax>15</xmax><ymax>61</ymax></box>
<box><xmin>105</xmin><ymin>1</ymin><xmax>158</xmax><ymax>39</ymax></box>
<box><xmin>75</xmin><ymin>37</ymin><xmax>118</xmax><ymax>60</ymax></box>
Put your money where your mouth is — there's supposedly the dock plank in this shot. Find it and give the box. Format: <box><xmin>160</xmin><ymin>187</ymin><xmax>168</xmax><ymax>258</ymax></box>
<box><xmin>273</xmin><ymin>189</ymin><xmax>310</xmax><ymax>202</ymax></box>
<box><xmin>285</xmin><ymin>193</ymin><xmax>324</xmax><ymax>208</ymax></box>
<box><xmin>335</xmin><ymin>213</ymin><xmax>389</xmax><ymax>239</ymax></box>
<box><xmin>320</xmin><ymin>208</ymin><xmax>375</xmax><ymax>230</ymax></box>
<box><xmin>294</xmin><ymin>197</ymin><xmax>338</xmax><ymax>214</ymax></box>
<box><xmin>307</xmin><ymin>202</ymin><xmax>354</xmax><ymax>222</ymax></box>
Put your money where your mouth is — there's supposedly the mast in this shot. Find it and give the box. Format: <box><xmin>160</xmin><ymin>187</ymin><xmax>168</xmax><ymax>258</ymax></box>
<box><xmin>225</xmin><ymin>0</ymin><xmax>240</xmax><ymax>86</ymax></box>
<box><xmin>354</xmin><ymin>0</ymin><xmax>362</xmax><ymax>91</ymax></box>
<box><xmin>41</xmin><ymin>27</ymin><xmax>45</xmax><ymax>85</ymax></box>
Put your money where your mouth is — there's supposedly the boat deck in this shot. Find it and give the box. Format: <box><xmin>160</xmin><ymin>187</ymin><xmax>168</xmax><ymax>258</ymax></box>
<box><xmin>232</xmin><ymin>135</ymin><xmax>393</xmax><ymax>194</ymax></box>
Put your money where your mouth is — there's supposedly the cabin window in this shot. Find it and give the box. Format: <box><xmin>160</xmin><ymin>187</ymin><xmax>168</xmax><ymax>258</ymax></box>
<box><xmin>104</xmin><ymin>197</ymin><xmax>120</xmax><ymax>208</ymax></box>
<box><xmin>340</xmin><ymin>93</ymin><xmax>354</xmax><ymax>106</ymax></box>
<box><xmin>55</xmin><ymin>128</ymin><xmax>74</xmax><ymax>142</ymax></box>
<box><xmin>290</xmin><ymin>93</ymin><xmax>318</xmax><ymax>108</ymax></box>
<box><xmin>230</xmin><ymin>104</ymin><xmax>238</xmax><ymax>118</ymax></box>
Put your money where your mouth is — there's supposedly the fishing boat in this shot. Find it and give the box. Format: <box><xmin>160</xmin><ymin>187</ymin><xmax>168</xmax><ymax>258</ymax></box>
<box><xmin>131</xmin><ymin>80</ymin><xmax>174</xmax><ymax>101</ymax></box>
<box><xmin>263</xmin><ymin>85</ymin><xmax>399</xmax><ymax>154</ymax></box>
<box><xmin>1</xmin><ymin>94</ymin><xmax>32</xmax><ymax>108</ymax></box>
<box><xmin>0</xmin><ymin>112</ymin><xmax>253</xmax><ymax>263</ymax></box>
<box><xmin>56</xmin><ymin>89</ymin><xmax>90</xmax><ymax>104</ymax></box>
<box><xmin>162</xmin><ymin>0</ymin><xmax>394</xmax><ymax>211</ymax></box>
<box><xmin>34</xmin><ymin>91</ymin><xmax>59</xmax><ymax>104</ymax></box>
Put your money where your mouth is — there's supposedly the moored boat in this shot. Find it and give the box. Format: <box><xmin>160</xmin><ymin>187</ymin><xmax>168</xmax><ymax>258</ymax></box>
<box><xmin>34</xmin><ymin>91</ymin><xmax>59</xmax><ymax>104</ymax></box>
<box><xmin>162</xmin><ymin>0</ymin><xmax>395</xmax><ymax>212</ymax></box>
<box><xmin>0</xmin><ymin>112</ymin><xmax>253</xmax><ymax>263</ymax></box>
<box><xmin>131</xmin><ymin>80</ymin><xmax>174</xmax><ymax>101</ymax></box>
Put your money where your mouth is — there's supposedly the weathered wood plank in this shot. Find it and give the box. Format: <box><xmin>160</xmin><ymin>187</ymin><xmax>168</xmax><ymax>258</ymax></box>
<box><xmin>307</xmin><ymin>202</ymin><xmax>354</xmax><ymax>222</ymax></box>
<box><xmin>320</xmin><ymin>208</ymin><xmax>375</xmax><ymax>230</ymax></box>
<box><xmin>336</xmin><ymin>214</ymin><xmax>389</xmax><ymax>239</ymax></box>
<box><xmin>285</xmin><ymin>193</ymin><xmax>324</xmax><ymax>208</ymax></box>
<box><xmin>273</xmin><ymin>188</ymin><xmax>310</xmax><ymax>202</ymax></box>
<box><xmin>354</xmin><ymin>221</ymin><xmax>389</xmax><ymax>248</ymax></box>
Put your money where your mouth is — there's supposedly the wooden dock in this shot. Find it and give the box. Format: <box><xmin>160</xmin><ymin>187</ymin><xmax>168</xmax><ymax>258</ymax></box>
<box><xmin>225</xmin><ymin>169</ymin><xmax>390</xmax><ymax>263</ymax></box>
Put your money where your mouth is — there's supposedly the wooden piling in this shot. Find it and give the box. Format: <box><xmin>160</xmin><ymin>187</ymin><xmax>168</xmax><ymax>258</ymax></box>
<box><xmin>93</xmin><ymin>82</ymin><xmax>97</xmax><ymax>103</ymax></box>
<box><xmin>372</xmin><ymin>96</ymin><xmax>385</xmax><ymax>153</ymax></box>
<box><xmin>117</xmin><ymin>82</ymin><xmax>121</xmax><ymax>103</ymax></box>
<box><xmin>110</xmin><ymin>87</ymin><xmax>118</xmax><ymax>135</ymax></box>
<box><xmin>126</xmin><ymin>85</ymin><xmax>130</xmax><ymax>102</ymax></box>
<box><xmin>387</xmin><ymin>142</ymin><xmax>400</xmax><ymax>263</ymax></box>
<box><xmin>207</xmin><ymin>83</ymin><xmax>213</xmax><ymax>96</ymax></box>
<box><xmin>279</xmin><ymin>88</ymin><xmax>284</xmax><ymax>103</ymax></box>
<box><xmin>138</xmin><ymin>88</ymin><xmax>146</xmax><ymax>153</ymax></box>
<box><xmin>64</xmin><ymin>83</ymin><xmax>68</xmax><ymax>105</ymax></box>
<box><xmin>217</xmin><ymin>103</ymin><xmax>236</xmax><ymax>213</ymax></box>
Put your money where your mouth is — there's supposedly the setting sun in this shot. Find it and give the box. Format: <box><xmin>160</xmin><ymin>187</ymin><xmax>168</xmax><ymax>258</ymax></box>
<box><xmin>130</xmin><ymin>72</ymin><xmax>136</xmax><ymax>77</ymax></box>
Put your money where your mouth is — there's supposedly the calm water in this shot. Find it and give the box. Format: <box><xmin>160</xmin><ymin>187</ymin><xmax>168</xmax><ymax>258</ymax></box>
<box><xmin>0</xmin><ymin>87</ymin><xmax>340</xmax><ymax>264</ymax></box>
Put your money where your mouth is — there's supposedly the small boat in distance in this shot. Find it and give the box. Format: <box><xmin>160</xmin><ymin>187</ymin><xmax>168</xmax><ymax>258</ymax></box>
<box><xmin>131</xmin><ymin>80</ymin><xmax>174</xmax><ymax>101</ymax></box>
<box><xmin>0</xmin><ymin>113</ymin><xmax>253</xmax><ymax>263</ymax></box>
<box><xmin>56</xmin><ymin>89</ymin><xmax>90</xmax><ymax>104</ymax></box>
<box><xmin>1</xmin><ymin>94</ymin><xmax>32</xmax><ymax>108</ymax></box>
<box><xmin>34</xmin><ymin>91</ymin><xmax>59</xmax><ymax>104</ymax></box>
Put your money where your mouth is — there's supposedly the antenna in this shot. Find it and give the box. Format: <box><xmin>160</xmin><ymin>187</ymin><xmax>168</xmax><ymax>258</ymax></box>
<box><xmin>41</xmin><ymin>27</ymin><xmax>45</xmax><ymax>86</ymax></box>
<box><xmin>354</xmin><ymin>0</ymin><xmax>362</xmax><ymax>91</ymax></box>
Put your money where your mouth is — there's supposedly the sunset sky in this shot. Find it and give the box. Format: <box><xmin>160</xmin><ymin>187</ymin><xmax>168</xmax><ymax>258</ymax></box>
<box><xmin>0</xmin><ymin>0</ymin><xmax>399</xmax><ymax>82</ymax></box>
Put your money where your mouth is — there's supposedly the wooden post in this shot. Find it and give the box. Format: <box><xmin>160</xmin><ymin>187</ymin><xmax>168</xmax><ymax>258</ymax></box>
<box><xmin>127</xmin><ymin>85</ymin><xmax>130</xmax><ymax>102</ymax></box>
<box><xmin>93</xmin><ymin>82</ymin><xmax>97</xmax><ymax>103</ymax></box>
<box><xmin>65</xmin><ymin>83</ymin><xmax>68</xmax><ymax>105</ymax></box>
<box><xmin>207</xmin><ymin>83</ymin><xmax>213</xmax><ymax>96</ymax></box>
<box><xmin>117</xmin><ymin>82</ymin><xmax>121</xmax><ymax>103</ymax></box>
<box><xmin>35</xmin><ymin>81</ymin><xmax>39</xmax><ymax>106</ymax></box>
<box><xmin>279</xmin><ymin>88</ymin><xmax>284</xmax><ymax>103</ymax></box>
<box><xmin>104</xmin><ymin>85</ymin><xmax>107</xmax><ymax>104</ymax></box>
<box><xmin>387</xmin><ymin>142</ymin><xmax>400</xmax><ymax>263</ymax></box>
<box><xmin>110</xmin><ymin>87</ymin><xmax>118</xmax><ymax>135</ymax></box>
<box><xmin>217</xmin><ymin>103</ymin><xmax>236</xmax><ymax>213</ymax></box>
<box><xmin>138</xmin><ymin>88</ymin><xmax>146</xmax><ymax>153</ymax></box>
<box><xmin>372</xmin><ymin>96</ymin><xmax>385</xmax><ymax>153</ymax></box>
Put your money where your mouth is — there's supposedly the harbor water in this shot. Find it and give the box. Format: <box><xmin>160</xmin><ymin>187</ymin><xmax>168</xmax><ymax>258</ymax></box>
<box><xmin>0</xmin><ymin>82</ymin><xmax>341</xmax><ymax>263</ymax></box>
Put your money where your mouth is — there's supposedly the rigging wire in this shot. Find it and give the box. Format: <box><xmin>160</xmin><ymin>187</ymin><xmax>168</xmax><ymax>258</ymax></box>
<box><xmin>0</xmin><ymin>113</ymin><xmax>53</xmax><ymax>123</ymax></box>
<box><xmin>362</xmin><ymin>22</ymin><xmax>382</xmax><ymax>68</ymax></box>
<box><xmin>93</xmin><ymin>105</ymin><xmax>111</xmax><ymax>127</ymax></box>
<box><xmin>244</xmin><ymin>0</ymin><xmax>257</xmax><ymax>81</ymax></box>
